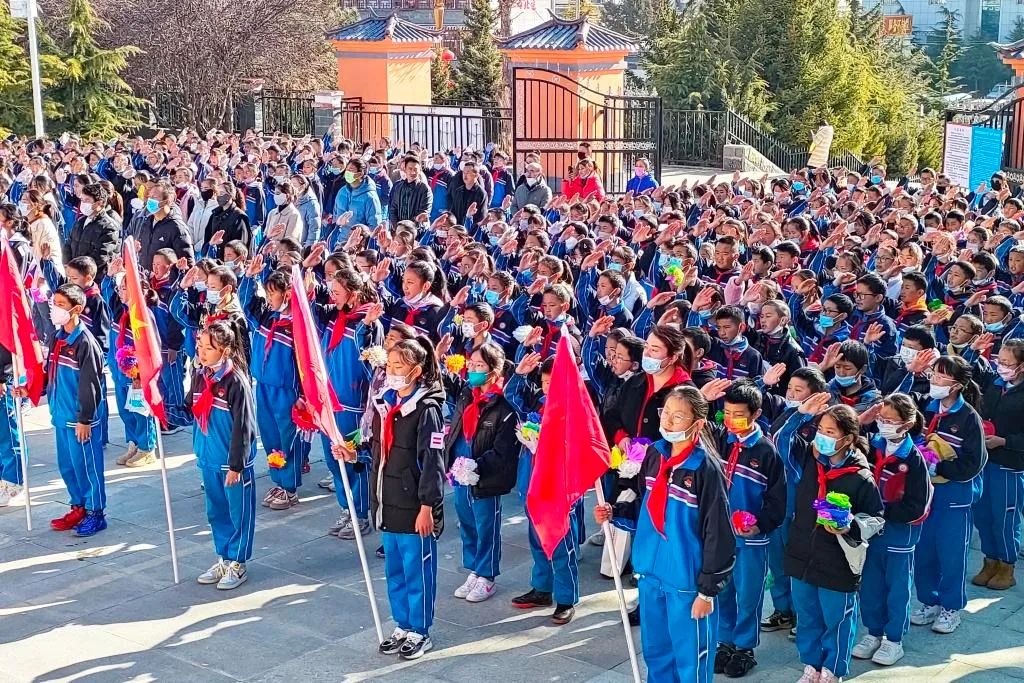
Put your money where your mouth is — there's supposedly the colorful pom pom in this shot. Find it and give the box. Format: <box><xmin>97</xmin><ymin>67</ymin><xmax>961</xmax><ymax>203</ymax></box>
<box><xmin>360</xmin><ymin>345</ymin><xmax>388</xmax><ymax>368</ymax></box>
<box><xmin>449</xmin><ymin>456</ymin><xmax>480</xmax><ymax>486</ymax></box>
<box><xmin>732</xmin><ymin>510</ymin><xmax>757</xmax><ymax>534</ymax></box>
<box><xmin>267</xmin><ymin>450</ymin><xmax>287</xmax><ymax>469</ymax></box>
<box><xmin>115</xmin><ymin>345</ymin><xmax>140</xmax><ymax>379</ymax></box>
<box><xmin>444</xmin><ymin>354</ymin><xmax>466</xmax><ymax>374</ymax></box>
<box><xmin>291</xmin><ymin>403</ymin><xmax>318</xmax><ymax>433</ymax></box>
<box><xmin>813</xmin><ymin>492</ymin><xmax>852</xmax><ymax>529</ymax></box>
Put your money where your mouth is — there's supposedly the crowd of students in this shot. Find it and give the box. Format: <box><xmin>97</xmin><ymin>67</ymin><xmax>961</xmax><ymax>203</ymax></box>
<box><xmin>1</xmin><ymin>127</ymin><xmax>1023</xmax><ymax>680</ymax></box>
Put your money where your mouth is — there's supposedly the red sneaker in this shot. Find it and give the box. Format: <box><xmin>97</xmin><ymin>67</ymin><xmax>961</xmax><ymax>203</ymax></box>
<box><xmin>50</xmin><ymin>505</ymin><xmax>87</xmax><ymax>531</ymax></box>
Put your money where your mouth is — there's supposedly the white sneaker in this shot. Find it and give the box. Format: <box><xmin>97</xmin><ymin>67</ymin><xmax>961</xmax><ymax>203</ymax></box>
<box><xmin>217</xmin><ymin>561</ymin><xmax>247</xmax><ymax>590</ymax></box>
<box><xmin>197</xmin><ymin>559</ymin><xmax>227</xmax><ymax>584</ymax></box>
<box><xmin>931</xmin><ymin>608</ymin><xmax>961</xmax><ymax>634</ymax></box>
<box><xmin>910</xmin><ymin>604</ymin><xmax>940</xmax><ymax>625</ymax></box>
<box><xmin>586</xmin><ymin>531</ymin><xmax>605</xmax><ymax>546</ymax></box>
<box><xmin>125</xmin><ymin>449</ymin><xmax>156</xmax><ymax>468</ymax></box>
<box><xmin>317</xmin><ymin>475</ymin><xmax>335</xmax><ymax>491</ymax></box>
<box><xmin>454</xmin><ymin>572</ymin><xmax>479</xmax><ymax>599</ymax></box>
<box><xmin>329</xmin><ymin>510</ymin><xmax>351</xmax><ymax>534</ymax></box>
<box><xmin>797</xmin><ymin>665</ymin><xmax>819</xmax><ymax>683</ymax></box>
<box><xmin>818</xmin><ymin>669</ymin><xmax>841</xmax><ymax>683</ymax></box>
<box><xmin>5</xmin><ymin>483</ymin><xmax>22</xmax><ymax>503</ymax></box>
<box><xmin>871</xmin><ymin>638</ymin><xmax>904</xmax><ymax>666</ymax></box>
<box><xmin>466</xmin><ymin>578</ymin><xmax>496</xmax><ymax>603</ymax></box>
<box><xmin>0</xmin><ymin>482</ymin><xmax>11</xmax><ymax>508</ymax></box>
<box><xmin>851</xmin><ymin>634</ymin><xmax>881</xmax><ymax>659</ymax></box>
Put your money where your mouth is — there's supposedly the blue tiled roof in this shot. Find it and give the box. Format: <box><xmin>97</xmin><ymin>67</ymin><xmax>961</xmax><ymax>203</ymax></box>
<box><xmin>499</xmin><ymin>14</ymin><xmax>636</xmax><ymax>52</ymax></box>
<box><xmin>327</xmin><ymin>12</ymin><xmax>440</xmax><ymax>42</ymax></box>
<box><xmin>993</xmin><ymin>39</ymin><xmax>1024</xmax><ymax>60</ymax></box>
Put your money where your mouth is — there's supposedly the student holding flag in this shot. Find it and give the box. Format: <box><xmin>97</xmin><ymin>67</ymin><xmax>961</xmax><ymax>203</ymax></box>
<box><xmin>192</xmin><ymin>321</ymin><xmax>257</xmax><ymax>590</ymax></box>
<box><xmin>595</xmin><ymin>385</ymin><xmax>735</xmax><ymax>683</ymax></box>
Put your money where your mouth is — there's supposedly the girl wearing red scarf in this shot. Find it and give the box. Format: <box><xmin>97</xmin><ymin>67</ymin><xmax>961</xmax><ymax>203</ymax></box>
<box><xmin>443</xmin><ymin>343</ymin><xmax>519</xmax><ymax>603</ymax></box>
<box><xmin>316</xmin><ymin>267</ymin><xmax>383</xmax><ymax>541</ymax></box>
<box><xmin>595</xmin><ymin>386</ymin><xmax>734</xmax><ymax>683</ymax></box>
<box><xmin>192</xmin><ymin>322</ymin><xmax>257</xmax><ymax>591</ymax></box>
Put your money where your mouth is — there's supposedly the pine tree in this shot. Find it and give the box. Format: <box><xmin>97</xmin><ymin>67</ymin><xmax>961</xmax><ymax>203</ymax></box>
<box><xmin>0</xmin><ymin>5</ymin><xmax>66</xmax><ymax>137</ymax></box>
<box><xmin>453</xmin><ymin>0</ymin><xmax>503</xmax><ymax>104</ymax></box>
<box><xmin>431</xmin><ymin>53</ymin><xmax>456</xmax><ymax>102</ymax></box>
<box><xmin>48</xmin><ymin>0</ymin><xmax>144</xmax><ymax>138</ymax></box>
<box><xmin>927</xmin><ymin>9</ymin><xmax>963</xmax><ymax>94</ymax></box>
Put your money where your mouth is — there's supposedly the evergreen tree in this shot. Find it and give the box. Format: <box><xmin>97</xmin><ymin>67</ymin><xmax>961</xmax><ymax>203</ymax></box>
<box><xmin>927</xmin><ymin>9</ymin><xmax>963</xmax><ymax>94</ymax></box>
<box><xmin>951</xmin><ymin>35</ymin><xmax>1012</xmax><ymax>95</ymax></box>
<box><xmin>0</xmin><ymin>6</ymin><xmax>66</xmax><ymax>137</ymax></box>
<box><xmin>48</xmin><ymin>0</ymin><xmax>143</xmax><ymax>138</ymax></box>
<box><xmin>453</xmin><ymin>0</ymin><xmax>503</xmax><ymax>104</ymax></box>
<box><xmin>1011</xmin><ymin>16</ymin><xmax>1024</xmax><ymax>41</ymax></box>
<box><xmin>601</xmin><ymin>0</ymin><xmax>659</xmax><ymax>36</ymax></box>
<box><xmin>431</xmin><ymin>53</ymin><xmax>456</xmax><ymax>102</ymax></box>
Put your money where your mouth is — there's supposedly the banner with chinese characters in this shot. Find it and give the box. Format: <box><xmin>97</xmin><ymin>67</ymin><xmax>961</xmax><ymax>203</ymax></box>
<box><xmin>882</xmin><ymin>15</ymin><xmax>912</xmax><ymax>36</ymax></box>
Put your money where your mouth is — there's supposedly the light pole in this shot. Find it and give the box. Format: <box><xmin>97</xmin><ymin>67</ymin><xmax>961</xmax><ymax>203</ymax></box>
<box><xmin>11</xmin><ymin>0</ymin><xmax>45</xmax><ymax>137</ymax></box>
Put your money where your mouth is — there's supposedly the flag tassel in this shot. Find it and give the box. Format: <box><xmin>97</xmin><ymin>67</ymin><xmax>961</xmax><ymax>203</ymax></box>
<box><xmin>594</xmin><ymin>481</ymin><xmax>642</xmax><ymax>683</ymax></box>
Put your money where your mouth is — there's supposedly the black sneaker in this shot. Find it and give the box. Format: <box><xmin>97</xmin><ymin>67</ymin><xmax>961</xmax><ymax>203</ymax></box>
<box><xmin>715</xmin><ymin>643</ymin><xmax>736</xmax><ymax>674</ymax></box>
<box><xmin>760</xmin><ymin>610</ymin><xmax>795</xmax><ymax>632</ymax></box>
<box><xmin>511</xmin><ymin>589</ymin><xmax>553</xmax><ymax>609</ymax></box>
<box><xmin>398</xmin><ymin>633</ymin><xmax>432</xmax><ymax>660</ymax></box>
<box><xmin>628</xmin><ymin>606</ymin><xmax>641</xmax><ymax>627</ymax></box>
<box><xmin>788</xmin><ymin>625</ymin><xmax>797</xmax><ymax>640</ymax></box>
<box><xmin>551</xmin><ymin>604</ymin><xmax>575</xmax><ymax>625</ymax></box>
<box><xmin>378</xmin><ymin>627</ymin><xmax>407</xmax><ymax>655</ymax></box>
<box><xmin>375</xmin><ymin>545</ymin><xmax>385</xmax><ymax>559</ymax></box>
<box><xmin>724</xmin><ymin>648</ymin><xmax>757</xmax><ymax>678</ymax></box>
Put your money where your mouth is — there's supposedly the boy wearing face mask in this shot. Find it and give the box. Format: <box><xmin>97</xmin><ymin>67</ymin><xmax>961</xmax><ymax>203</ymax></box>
<box><xmin>796</xmin><ymin>293</ymin><xmax>853</xmax><ymax>364</ymax></box>
<box><xmin>706</xmin><ymin>306</ymin><xmax>765</xmax><ymax>382</ymax></box>
<box><xmin>707</xmin><ymin>381</ymin><xmax>786</xmax><ymax>678</ymax></box>
<box><xmin>980</xmin><ymin>297</ymin><xmax>1023</xmax><ymax>354</ymax></box>
<box><xmin>47</xmin><ymin>284</ymin><xmax>108</xmax><ymax>537</ymax></box>
<box><xmin>818</xmin><ymin>340</ymin><xmax>882</xmax><ymax>413</ymax></box>
<box><xmin>869</xmin><ymin>325</ymin><xmax>935</xmax><ymax>396</ymax></box>
<box><xmin>171</xmin><ymin>265</ymin><xmax>251</xmax><ymax>367</ymax></box>
<box><xmin>576</xmin><ymin>267</ymin><xmax>633</xmax><ymax>330</ymax></box>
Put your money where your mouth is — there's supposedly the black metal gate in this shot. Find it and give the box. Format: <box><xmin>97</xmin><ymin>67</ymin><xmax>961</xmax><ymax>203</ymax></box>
<box><xmin>512</xmin><ymin>68</ymin><xmax>662</xmax><ymax>196</ymax></box>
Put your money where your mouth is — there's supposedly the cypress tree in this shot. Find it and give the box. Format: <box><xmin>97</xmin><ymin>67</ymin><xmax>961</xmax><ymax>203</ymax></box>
<box><xmin>453</xmin><ymin>0</ymin><xmax>503</xmax><ymax>104</ymax></box>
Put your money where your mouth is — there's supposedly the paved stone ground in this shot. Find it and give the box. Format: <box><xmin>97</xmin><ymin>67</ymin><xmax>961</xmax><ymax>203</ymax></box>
<box><xmin>1</xmin><ymin>393</ymin><xmax>1023</xmax><ymax>683</ymax></box>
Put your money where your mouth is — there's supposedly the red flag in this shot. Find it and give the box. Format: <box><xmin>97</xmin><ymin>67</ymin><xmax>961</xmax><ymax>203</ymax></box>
<box><xmin>526</xmin><ymin>334</ymin><xmax>610</xmax><ymax>559</ymax></box>
<box><xmin>0</xmin><ymin>241</ymin><xmax>44</xmax><ymax>405</ymax></box>
<box><xmin>122</xmin><ymin>237</ymin><xmax>166</xmax><ymax>426</ymax></box>
<box><xmin>289</xmin><ymin>266</ymin><xmax>342</xmax><ymax>443</ymax></box>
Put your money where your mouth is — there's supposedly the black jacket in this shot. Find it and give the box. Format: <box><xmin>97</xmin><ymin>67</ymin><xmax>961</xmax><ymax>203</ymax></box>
<box><xmin>784</xmin><ymin>446</ymin><xmax>884</xmax><ymax>593</ymax></box>
<box><xmin>604</xmin><ymin>368</ymin><xmax>694</xmax><ymax>443</ymax></box>
<box><xmin>204</xmin><ymin>206</ymin><xmax>252</xmax><ymax>254</ymax></box>
<box><xmin>751</xmin><ymin>330</ymin><xmax>806</xmax><ymax>394</ymax></box>
<box><xmin>63</xmin><ymin>209</ymin><xmax>120</xmax><ymax>281</ymax></box>
<box><xmin>139</xmin><ymin>207</ymin><xmax>194</xmax><ymax>270</ymax></box>
<box><xmin>976</xmin><ymin>358</ymin><xmax>1024</xmax><ymax>470</ymax></box>
<box><xmin>388</xmin><ymin>177</ymin><xmax>432</xmax><ymax>225</ymax></box>
<box><xmin>369</xmin><ymin>383</ymin><xmax>447</xmax><ymax>536</ymax></box>
<box><xmin>443</xmin><ymin>382</ymin><xmax>519</xmax><ymax>498</ymax></box>
<box><xmin>447</xmin><ymin>172</ymin><xmax>487</xmax><ymax>225</ymax></box>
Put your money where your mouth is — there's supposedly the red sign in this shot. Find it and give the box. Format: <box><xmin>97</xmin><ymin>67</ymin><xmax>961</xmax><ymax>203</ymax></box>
<box><xmin>882</xmin><ymin>15</ymin><xmax>913</xmax><ymax>36</ymax></box>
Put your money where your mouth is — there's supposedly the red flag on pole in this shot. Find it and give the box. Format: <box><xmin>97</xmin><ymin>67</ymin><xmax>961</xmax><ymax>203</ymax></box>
<box><xmin>289</xmin><ymin>266</ymin><xmax>342</xmax><ymax>443</ymax></box>
<box><xmin>0</xmin><ymin>241</ymin><xmax>45</xmax><ymax>405</ymax></box>
<box><xmin>526</xmin><ymin>334</ymin><xmax>611</xmax><ymax>559</ymax></box>
<box><xmin>122</xmin><ymin>237</ymin><xmax>167</xmax><ymax>426</ymax></box>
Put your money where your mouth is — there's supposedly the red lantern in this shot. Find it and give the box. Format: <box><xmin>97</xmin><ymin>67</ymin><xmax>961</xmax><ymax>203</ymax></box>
<box><xmin>441</xmin><ymin>49</ymin><xmax>455</xmax><ymax>62</ymax></box>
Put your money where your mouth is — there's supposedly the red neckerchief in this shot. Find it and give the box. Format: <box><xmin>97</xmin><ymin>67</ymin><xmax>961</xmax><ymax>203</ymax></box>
<box><xmin>815</xmin><ymin>461</ymin><xmax>861</xmax><ymax>499</ymax></box>
<box><xmin>462</xmin><ymin>380</ymin><xmax>504</xmax><ymax>441</ymax></box>
<box><xmin>646</xmin><ymin>440</ymin><xmax>696</xmax><ymax>537</ymax></box>
<box><xmin>724</xmin><ymin>440</ymin><xmax>742</xmax><ymax>489</ymax></box>
<box><xmin>636</xmin><ymin>366</ymin><xmax>692</xmax><ymax>435</ymax></box>
<box><xmin>83</xmin><ymin>284</ymin><xmax>100</xmax><ymax>298</ymax></box>
<box><xmin>150</xmin><ymin>275</ymin><xmax>168</xmax><ymax>291</ymax></box>
<box><xmin>381</xmin><ymin>393</ymin><xmax>413</xmax><ymax>465</ymax></box>
<box><xmin>264</xmin><ymin>317</ymin><xmax>291</xmax><ymax>354</ymax></box>
<box><xmin>48</xmin><ymin>338</ymin><xmax>68</xmax><ymax>384</ymax></box>
<box><xmin>896</xmin><ymin>298</ymin><xmax>928</xmax><ymax>323</ymax></box>
<box><xmin>540</xmin><ymin>321</ymin><xmax>561</xmax><ymax>359</ymax></box>
<box><xmin>837</xmin><ymin>393</ymin><xmax>858</xmax><ymax>407</ymax></box>
<box><xmin>329</xmin><ymin>303</ymin><xmax>371</xmax><ymax>351</ymax></box>
<box><xmin>725</xmin><ymin>349</ymin><xmax>741</xmax><ymax>379</ymax></box>
<box><xmin>809</xmin><ymin>336</ymin><xmax>829</xmax><ymax>364</ymax></box>
<box><xmin>872</xmin><ymin>448</ymin><xmax>898</xmax><ymax>486</ymax></box>
<box><xmin>712</xmin><ymin>267</ymin><xmax>738</xmax><ymax>284</ymax></box>
<box><xmin>925</xmin><ymin>409</ymin><xmax>947</xmax><ymax>436</ymax></box>
<box><xmin>194</xmin><ymin>364</ymin><xmax>232</xmax><ymax>435</ymax></box>
<box><xmin>404</xmin><ymin>301</ymin><xmax>427</xmax><ymax>326</ymax></box>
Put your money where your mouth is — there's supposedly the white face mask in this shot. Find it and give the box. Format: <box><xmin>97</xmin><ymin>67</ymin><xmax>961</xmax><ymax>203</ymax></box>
<box><xmin>50</xmin><ymin>305</ymin><xmax>71</xmax><ymax>327</ymax></box>
<box><xmin>598</xmin><ymin>294</ymin><xmax>615</xmax><ymax>307</ymax></box>
<box><xmin>526</xmin><ymin>177</ymin><xmax>538</xmax><ymax>186</ymax></box>
<box><xmin>876</xmin><ymin>421</ymin><xmax>905</xmax><ymax>441</ymax></box>
<box><xmin>384</xmin><ymin>373</ymin><xmax>411</xmax><ymax>391</ymax></box>
<box><xmin>461</xmin><ymin>321</ymin><xmax>478</xmax><ymax>338</ymax></box>
<box><xmin>273</xmin><ymin>192</ymin><xmax>287</xmax><ymax>207</ymax></box>
<box><xmin>784</xmin><ymin>397</ymin><xmax>802</xmax><ymax>409</ymax></box>
<box><xmin>898</xmin><ymin>346</ymin><xmax>919</xmax><ymax>365</ymax></box>
<box><xmin>80</xmin><ymin>202</ymin><xmax>94</xmax><ymax>217</ymax></box>
<box><xmin>928</xmin><ymin>383</ymin><xmax>952</xmax><ymax>400</ymax></box>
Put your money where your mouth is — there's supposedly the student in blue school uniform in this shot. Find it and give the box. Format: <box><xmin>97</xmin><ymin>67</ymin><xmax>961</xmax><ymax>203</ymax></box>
<box><xmin>906</xmin><ymin>355</ymin><xmax>987</xmax><ymax>635</ymax></box>
<box><xmin>777</xmin><ymin>396</ymin><xmax>885</xmax><ymax>683</ymax></box>
<box><xmin>816</xmin><ymin>339</ymin><xmax>882</xmax><ymax>413</ymax></box>
<box><xmin>357</xmin><ymin>337</ymin><xmax>446</xmax><ymax>661</ymax></box>
<box><xmin>0</xmin><ymin>348</ymin><xmax>24</xmax><ymax>507</ymax></box>
<box><xmin>595</xmin><ymin>385</ymin><xmax>735</xmax><ymax>683</ymax></box>
<box><xmin>705</xmin><ymin>380</ymin><xmax>786</xmax><ymax>678</ymax></box>
<box><xmin>171</xmin><ymin>264</ymin><xmax>251</xmax><ymax>367</ymax></box>
<box><xmin>504</xmin><ymin>352</ymin><xmax>582</xmax><ymax>625</ymax></box>
<box><xmin>100</xmin><ymin>266</ymin><xmax>159</xmax><ymax>468</ymax></box>
<box><xmin>969</xmin><ymin>338</ymin><xmax>1024</xmax><ymax>591</ymax></box>
<box><xmin>239</xmin><ymin>259</ymin><xmax>308</xmax><ymax>511</ymax></box>
<box><xmin>377</xmin><ymin>259</ymin><xmax>450</xmax><ymax>343</ymax></box>
<box><xmin>315</xmin><ymin>267</ymin><xmax>383</xmax><ymax>540</ymax></box>
<box><xmin>46</xmin><ymin>284</ymin><xmax>109</xmax><ymax>537</ymax></box>
<box><xmin>706</xmin><ymin>305</ymin><xmax>766</xmax><ymax>381</ymax></box>
<box><xmin>443</xmin><ymin>342</ymin><xmax>519</xmax><ymax>603</ymax></box>
<box><xmin>192</xmin><ymin>321</ymin><xmax>257</xmax><ymax>591</ymax></box>
<box><xmin>852</xmin><ymin>394</ymin><xmax>932</xmax><ymax>668</ymax></box>
<box><xmin>148</xmin><ymin>248</ymin><xmax>192</xmax><ymax>432</ymax></box>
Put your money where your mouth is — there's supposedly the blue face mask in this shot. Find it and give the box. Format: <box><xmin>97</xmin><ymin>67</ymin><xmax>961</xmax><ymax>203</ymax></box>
<box><xmin>792</xmin><ymin>182</ymin><xmax>805</xmax><ymax>192</ymax></box>
<box><xmin>488</xmin><ymin>234</ymin><xmax>500</xmax><ymax>246</ymax></box>
<box><xmin>666</xmin><ymin>256</ymin><xmax>682</xmax><ymax>269</ymax></box>
<box><xmin>484</xmin><ymin>289</ymin><xmax>500</xmax><ymax>306</ymax></box>
<box><xmin>870</xmin><ymin>175</ymin><xmax>883</xmax><ymax>185</ymax></box>
<box><xmin>834</xmin><ymin>373</ymin><xmax>859</xmax><ymax>387</ymax></box>
<box><xmin>721</xmin><ymin>334</ymin><xmax>744</xmax><ymax>347</ymax></box>
<box><xmin>467</xmin><ymin>370</ymin><xmax>489</xmax><ymax>387</ymax></box>
<box><xmin>985</xmin><ymin>320</ymin><xmax>1006</xmax><ymax>333</ymax></box>
<box><xmin>641</xmin><ymin>355</ymin><xmax>665</xmax><ymax>374</ymax></box>
<box><xmin>194</xmin><ymin>282</ymin><xmax>207</xmax><ymax>293</ymax></box>
<box><xmin>206</xmin><ymin>288</ymin><xmax>222</xmax><ymax>306</ymax></box>
<box><xmin>697</xmin><ymin>309</ymin><xmax>712</xmax><ymax>320</ymax></box>
<box><xmin>521</xmin><ymin>270</ymin><xmax>534</xmax><ymax>285</ymax></box>
<box><xmin>607</xmin><ymin>262</ymin><xmax>623</xmax><ymax>272</ymax></box>
<box><xmin>145</xmin><ymin>198</ymin><xmax>160</xmax><ymax>215</ymax></box>
<box><xmin>819</xmin><ymin>314</ymin><xmax>835</xmax><ymax>328</ymax></box>
<box><xmin>813</xmin><ymin>432</ymin><xmax>839</xmax><ymax>456</ymax></box>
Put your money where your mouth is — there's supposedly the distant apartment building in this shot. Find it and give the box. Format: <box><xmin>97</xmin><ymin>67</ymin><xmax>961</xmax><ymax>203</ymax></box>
<box><xmin>862</xmin><ymin>0</ymin><xmax>1021</xmax><ymax>42</ymax></box>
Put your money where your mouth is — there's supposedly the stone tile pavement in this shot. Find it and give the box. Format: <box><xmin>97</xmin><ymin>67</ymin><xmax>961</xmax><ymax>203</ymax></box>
<box><xmin>0</xmin><ymin>396</ymin><xmax>1022</xmax><ymax>682</ymax></box>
